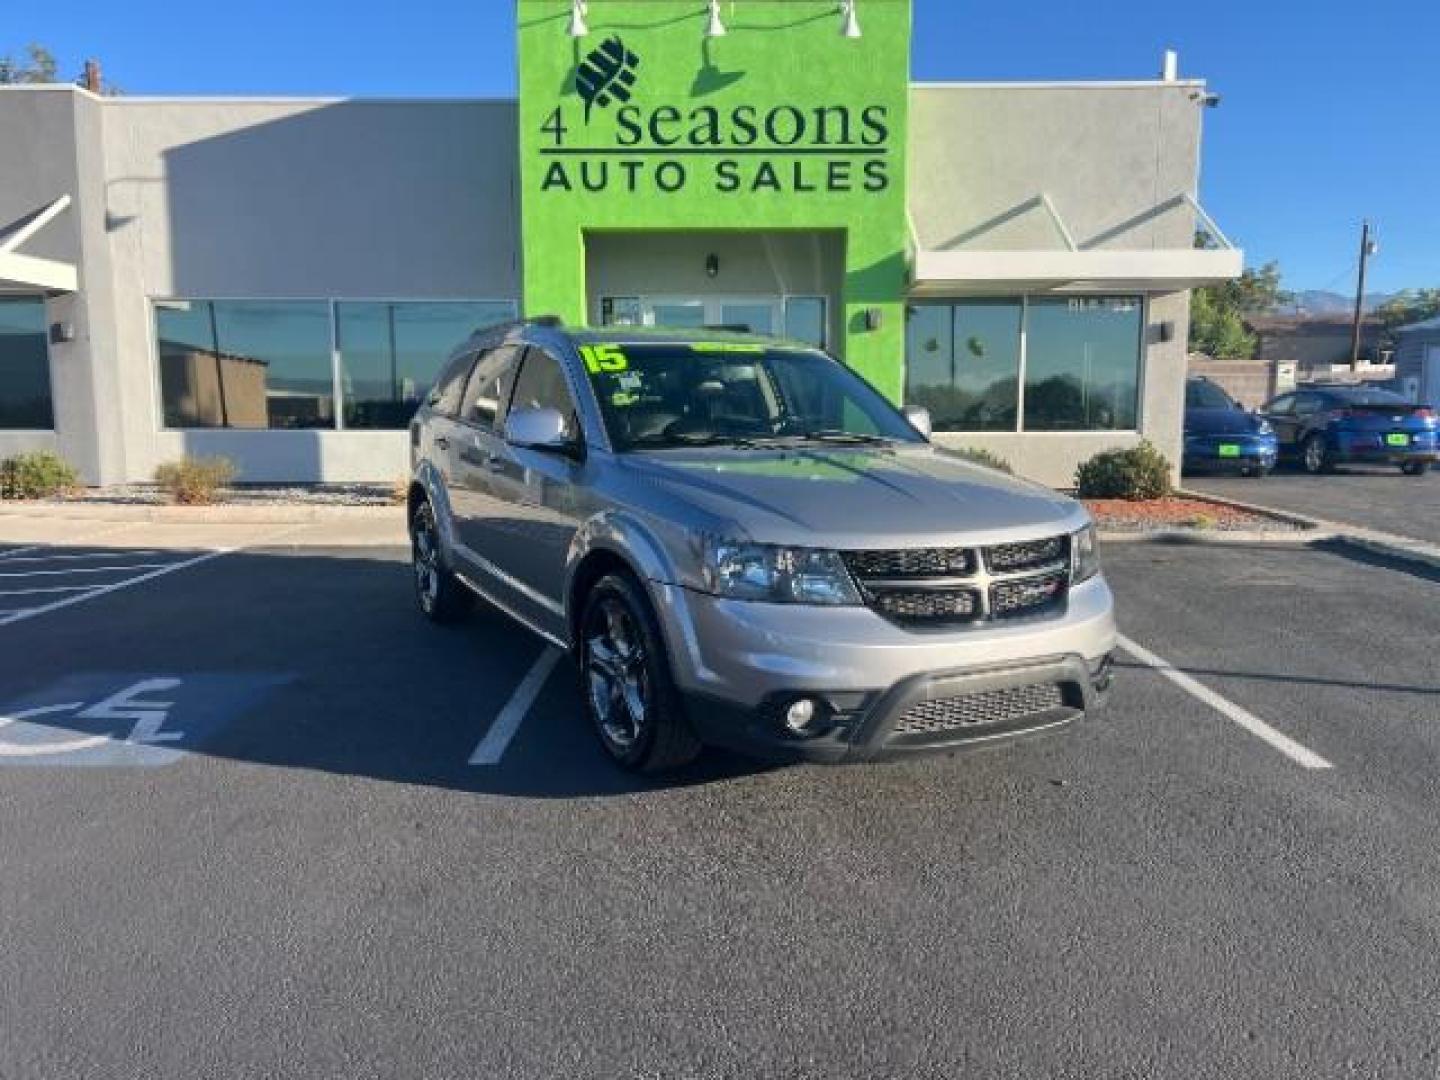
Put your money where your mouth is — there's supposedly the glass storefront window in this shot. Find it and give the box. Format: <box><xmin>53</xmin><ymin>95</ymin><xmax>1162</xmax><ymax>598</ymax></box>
<box><xmin>0</xmin><ymin>297</ymin><xmax>55</xmax><ymax>429</ymax></box>
<box><xmin>782</xmin><ymin>297</ymin><xmax>827</xmax><ymax>349</ymax></box>
<box><xmin>336</xmin><ymin>301</ymin><xmax>515</xmax><ymax>429</ymax></box>
<box><xmin>156</xmin><ymin>300</ymin><xmax>333</xmax><ymax>429</ymax></box>
<box><xmin>904</xmin><ymin>296</ymin><xmax>1143</xmax><ymax>433</ymax></box>
<box><xmin>1023</xmin><ymin>297</ymin><xmax>1142</xmax><ymax>432</ymax></box>
<box><xmin>156</xmin><ymin>299</ymin><xmax>517</xmax><ymax>430</ymax></box>
<box><xmin>905</xmin><ymin>300</ymin><xmax>1021</xmax><ymax>432</ymax></box>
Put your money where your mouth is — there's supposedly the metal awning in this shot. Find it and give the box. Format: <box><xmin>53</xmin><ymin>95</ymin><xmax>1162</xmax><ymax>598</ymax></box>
<box><xmin>909</xmin><ymin>193</ymin><xmax>1243</xmax><ymax>296</ymax></box>
<box><xmin>0</xmin><ymin>195</ymin><xmax>78</xmax><ymax>293</ymax></box>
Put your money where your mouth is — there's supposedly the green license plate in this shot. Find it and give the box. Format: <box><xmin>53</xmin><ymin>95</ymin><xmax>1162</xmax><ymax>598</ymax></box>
<box><xmin>1217</xmin><ymin>443</ymin><xmax>1241</xmax><ymax>458</ymax></box>
<box><xmin>1387</xmin><ymin>433</ymin><xmax>1410</xmax><ymax>447</ymax></box>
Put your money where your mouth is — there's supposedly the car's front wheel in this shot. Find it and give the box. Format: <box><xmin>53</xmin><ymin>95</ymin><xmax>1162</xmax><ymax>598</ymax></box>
<box><xmin>1302</xmin><ymin>434</ymin><xmax>1334</xmax><ymax>475</ymax></box>
<box><xmin>1401</xmin><ymin>460</ymin><xmax>1431</xmax><ymax>476</ymax></box>
<box><xmin>579</xmin><ymin>572</ymin><xmax>701</xmax><ymax>773</ymax></box>
<box><xmin>410</xmin><ymin>500</ymin><xmax>473</xmax><ymax>624</ymax></box>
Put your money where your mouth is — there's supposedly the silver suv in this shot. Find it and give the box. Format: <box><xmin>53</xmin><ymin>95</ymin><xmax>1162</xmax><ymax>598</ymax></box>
<box><xmin>408</xmin><ymin>320</ymin><xmax>1116</xmax><ymax>772</ymax></box>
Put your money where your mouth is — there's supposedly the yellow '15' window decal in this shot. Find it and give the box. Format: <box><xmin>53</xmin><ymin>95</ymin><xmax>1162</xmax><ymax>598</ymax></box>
<box><xmin>580</xmin><ymin>344</ymin><xmax>629</xmax><ymax>374</ymax></box>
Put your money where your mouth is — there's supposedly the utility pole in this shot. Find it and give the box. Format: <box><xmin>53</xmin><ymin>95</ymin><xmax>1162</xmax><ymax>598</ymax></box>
<box><xmin>1349</xmin><ymin>220</ymin><xmax>1377</xmax><ymax>372</ymax></box>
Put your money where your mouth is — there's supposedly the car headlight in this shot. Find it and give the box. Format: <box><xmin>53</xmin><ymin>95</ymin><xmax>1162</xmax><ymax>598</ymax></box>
<box><xmin>701</xmin><ymin>540</ymin><xmax>862</xmax><ymax>605</ymax></box>
<box><xmin>1071</xmin><ymin>525</ymin><xmax>1101</xmax><ymax>583</ymax></box>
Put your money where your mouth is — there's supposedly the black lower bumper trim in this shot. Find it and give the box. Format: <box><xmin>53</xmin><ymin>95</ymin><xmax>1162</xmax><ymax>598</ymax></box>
<box><xmin>684</xmin><ymin>653</ymin><xmax>1112</xmax><ymax>765</ymax></box>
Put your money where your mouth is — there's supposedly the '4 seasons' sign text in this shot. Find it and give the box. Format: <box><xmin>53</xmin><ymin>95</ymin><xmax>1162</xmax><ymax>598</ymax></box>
<box><xmin>538</xmin><ymin>35</ymin><xmax>892</xmax><ymax>197</ymax></box>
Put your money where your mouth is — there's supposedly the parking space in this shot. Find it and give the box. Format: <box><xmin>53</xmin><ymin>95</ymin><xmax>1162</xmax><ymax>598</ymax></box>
<box><xmin>1189</xmin><ymin>465</ymin><xmax>1440</xmax><ymax>545</ymax></box>
<box><xmin>1</xmin><ymin>534</ymin><xmax>1438</xmax><ymax>1076</ymax></box>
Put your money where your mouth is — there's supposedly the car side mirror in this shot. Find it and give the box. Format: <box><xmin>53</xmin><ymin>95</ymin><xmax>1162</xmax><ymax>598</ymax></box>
<box><xmin>905</xmin><ymin>407</ymin><xmax>933</xmax><ymax>439</ymax></box>
<box><xmin>507</xmin><ymin>406</ymin><xmax>579</xmax><ymax>456</ymax></box>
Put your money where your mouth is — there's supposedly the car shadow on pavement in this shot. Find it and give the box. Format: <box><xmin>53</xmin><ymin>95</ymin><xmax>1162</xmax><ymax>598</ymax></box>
<box><xmin>0</xmin><ymin>545</ymin><xmax>776</xmax><ymax>799</ymax></box>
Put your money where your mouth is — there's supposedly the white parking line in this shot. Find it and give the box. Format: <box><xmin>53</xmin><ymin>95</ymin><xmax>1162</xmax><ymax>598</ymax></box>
<box><xmin>0</xmin><ymin>529</ymin><xmax>305</xmax><ymax>627</ymax></box>
<box><xmin>1118</xmin><ymin>634</ymin><xmax>1334</xmax><ymax>771</ymax></box>
<box><xmin>0</xmin><ymin>550</ymin><xmax>163</xmax><ymax>564</ymax></box>
<box><xmin>468</xmin><ymin>648</ymin><xmax>563</xmax><ymax>766</ymax></box>
<box><xmin>0</xmin><ymin>563</ymin><xmax>171</xmax><ymax>578</ymax></box>
<box><xmin>0</xmin><ymin>524</ymin><xmax>139</xmax><ymax>561</ymax></box>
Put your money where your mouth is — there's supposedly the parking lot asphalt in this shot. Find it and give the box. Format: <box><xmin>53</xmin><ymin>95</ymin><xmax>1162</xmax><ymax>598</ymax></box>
<box><xmin>2</xmin><ymin>534</ymin><xmax>1439</xmax><ymax>1078</ymax></box>
<box><xmin>1189</xmin><ymin>464</ymin><xmax>1440</xmax><ymax>546</ymax></box>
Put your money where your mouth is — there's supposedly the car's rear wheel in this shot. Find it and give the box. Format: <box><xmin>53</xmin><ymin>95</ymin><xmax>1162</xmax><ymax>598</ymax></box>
<box><xmin>1401</xmin><ymin>460</ymin><xmax>1431</xmax><ymax>476</ymax></box>
<box><xmin>410</xmin><ymin>500</ymin><xmax>473</xmax><ymax>624</ymax></box>
<box><xmin>579</xmin><ymin>572</ymin><xmax>701</xmax><ymax>774</ymax></box>
<box><xmin>1302</xmin><ymin>434</ymin><xmax>1334</xmax><ymax>475</ymax></box>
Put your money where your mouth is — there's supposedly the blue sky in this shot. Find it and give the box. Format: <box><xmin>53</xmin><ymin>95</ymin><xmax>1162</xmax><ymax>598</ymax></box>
<box><xmin>13</xmin><ymin>0</ymin><xmax>1435</xmax><ymax>294</ymax></box>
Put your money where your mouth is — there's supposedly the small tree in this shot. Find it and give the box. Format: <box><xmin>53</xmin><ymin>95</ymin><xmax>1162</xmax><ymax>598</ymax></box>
<box><xmin>0</xmin><ymin>43</ymin><xmax>58</xmax><ymax>84</ymax></box>
<box><xmin>1376</xmin><ymin>288</ymin><xmax>1440</xmax><ymax>332</ymax></box>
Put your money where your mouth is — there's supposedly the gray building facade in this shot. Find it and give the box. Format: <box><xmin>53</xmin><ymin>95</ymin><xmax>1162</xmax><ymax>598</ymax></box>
<box><xmin>0</xmin><ymin>61</ymin><xmax>1238</xmax><ymax>488</ymax></box>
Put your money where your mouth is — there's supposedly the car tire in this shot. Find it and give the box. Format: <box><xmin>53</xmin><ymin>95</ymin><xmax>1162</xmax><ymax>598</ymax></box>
<box><xmin>1401</xmin><ymin>461</ymin><xmax>1431</xmax><ymax>476</ymax></box>
<box><xmin>579</xmin><ymin>572</ymin><xmax>702</xmax><ymax>774</ymax></box>
<box><xmin>410</xmin><ymin>500</ymin><xmax>474</xmax><ymax>624</ymax></box>
<box><xmin>1302</xmin><ymin>434</ymin><xmax>1334</xmax><ymax>475</ymax></box>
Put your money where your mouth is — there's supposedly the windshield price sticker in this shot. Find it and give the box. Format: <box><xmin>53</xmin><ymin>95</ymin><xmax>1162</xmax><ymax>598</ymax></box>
<box><xmin>581</xmin><ymin>344</ymin><xmax>630</xmax><ymax>374</ymax></box>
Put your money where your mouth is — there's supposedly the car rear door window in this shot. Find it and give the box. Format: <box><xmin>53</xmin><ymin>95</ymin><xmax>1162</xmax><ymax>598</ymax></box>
<box><xmin>427</xmin><ymin>350</ymin><xmax>476</xmax><ymax>417</ymax></box>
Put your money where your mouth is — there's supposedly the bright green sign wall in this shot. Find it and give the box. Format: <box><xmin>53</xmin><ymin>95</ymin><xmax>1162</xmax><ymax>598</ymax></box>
<box><xmin>517</xmin><ymin>0</ymin><xmax>913</xmax><ymax>400</ymax></box>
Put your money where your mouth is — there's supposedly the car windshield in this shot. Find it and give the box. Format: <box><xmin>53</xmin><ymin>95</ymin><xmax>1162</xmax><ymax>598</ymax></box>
<box><xmin>1186</xmin><ymin>381</ymin><xmax>1236</xmax><ymax>410</ymax></box>
<box><xmin>577</xmin><ymin>341</ymin><xmax>925</xmax><ymax>451</ymax></box>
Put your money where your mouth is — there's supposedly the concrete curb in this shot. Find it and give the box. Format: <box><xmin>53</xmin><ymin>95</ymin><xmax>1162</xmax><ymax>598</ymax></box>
<box><xmin>0</xmin><ymin>501</ymin><xmax>404</xmax><ymax>525</ymax></box>
<box><xmin>1173</xmin><ymin>486</ymin><xmax>1440</xmax><ymax>572</ymax></box>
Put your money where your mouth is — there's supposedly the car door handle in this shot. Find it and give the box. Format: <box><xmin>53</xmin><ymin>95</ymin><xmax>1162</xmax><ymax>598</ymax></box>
<box><xmin>434</xmin><ymin>435</ymin><xmax>450</xmax><ymax>451</ymax></box>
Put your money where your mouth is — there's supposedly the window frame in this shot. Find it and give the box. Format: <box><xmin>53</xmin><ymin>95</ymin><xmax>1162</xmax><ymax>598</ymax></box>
<box><xmin>149</xmin><ymin>296</ymin><xmax>519</xmax><ymax>433</ymax></box>
<box><xmin>0</xmin><ymin>294</ymin><xmax>57</xmax><ymax>432</ymax></box>
<box><xmin>905</xmin><ymin>294</ymin><xmax>1149</xmax><ymax>435</ymax></box>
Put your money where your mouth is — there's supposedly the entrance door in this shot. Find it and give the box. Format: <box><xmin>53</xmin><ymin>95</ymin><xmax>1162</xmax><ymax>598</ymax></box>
<box><xmin>642</xmin><ymin>296</ymin><xmax>783</xmax><ymax>336</ymax></box>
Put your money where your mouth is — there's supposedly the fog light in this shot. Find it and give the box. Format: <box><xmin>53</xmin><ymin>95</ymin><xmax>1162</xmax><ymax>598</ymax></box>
<box><xmin>784</xmin><ymin>698</ymin><xmax>819</xmax><ymax>734</ymax></box>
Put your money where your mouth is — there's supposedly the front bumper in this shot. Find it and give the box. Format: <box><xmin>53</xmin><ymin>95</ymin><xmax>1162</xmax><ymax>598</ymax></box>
<box><xmin>650</xmin><ymin>575</ymin><xmax>1117</xmax><ymax>763</ymax></box>
<box><xmin>685</xmin><ymin>652</ymin><xmax>1113</xmax><ymax>763</ymax></box>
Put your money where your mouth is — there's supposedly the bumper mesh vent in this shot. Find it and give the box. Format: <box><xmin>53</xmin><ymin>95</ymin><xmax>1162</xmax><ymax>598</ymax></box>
<box><xmin>892</xmin><ymin>682</ymin><xmax>1066</xmax><ymax>736</ymax></box>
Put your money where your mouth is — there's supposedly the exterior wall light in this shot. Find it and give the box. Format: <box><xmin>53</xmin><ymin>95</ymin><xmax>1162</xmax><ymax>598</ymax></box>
<box><xmin>840</xmin><ymin>0</ymin><xmax>862</xmax><ymax>39</ymax></box>
<box><xmin>567</xmin><ymin>0</ymin><xmax>589</xmax><ymax>38</ymax></box>
<box><xmin>705</xmin><ymin>0</ymin><xmax>727</xmax><ymax>38</ymax></box>
<box><xmin>705</xmin><ymin>254</ymin><xmax>721</xmax><ymax>278</ymax></box>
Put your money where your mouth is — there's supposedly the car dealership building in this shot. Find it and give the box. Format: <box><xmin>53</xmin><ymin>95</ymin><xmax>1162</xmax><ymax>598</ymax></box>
<box><xmin>0</xmin><ymin>0</ymin><xmax>1240</xmax><ymax>487</ymax></box>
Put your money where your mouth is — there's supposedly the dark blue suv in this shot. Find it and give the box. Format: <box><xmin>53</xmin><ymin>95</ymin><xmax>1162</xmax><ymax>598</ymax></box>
<box><xmin>1182</xmin><ymin>378</ymin><xmax>1278</xmax><ymax>477</ymax></box>
<box><xmin>1260</xmin><ymin>385</ymin><xmax>1439</xmax><ymax>476</ymax></box>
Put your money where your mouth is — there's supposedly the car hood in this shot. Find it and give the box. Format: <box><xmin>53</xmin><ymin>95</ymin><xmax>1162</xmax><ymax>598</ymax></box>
<box><xmin>1186</xmin><ymin>407</ymin><xmax>1267</xmax><ymax>436</ymax></box>
<box><xmin>620</xmin><ymin>445</ymin><xmax>1088</xmax><ymax>548</ymax></box>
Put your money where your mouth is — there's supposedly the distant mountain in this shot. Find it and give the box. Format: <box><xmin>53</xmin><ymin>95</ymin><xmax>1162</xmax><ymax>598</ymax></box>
<box><xmin>1284</xmin><ymin>290</ymin><xmax>1395</xmax><ymax>316</ymax></box>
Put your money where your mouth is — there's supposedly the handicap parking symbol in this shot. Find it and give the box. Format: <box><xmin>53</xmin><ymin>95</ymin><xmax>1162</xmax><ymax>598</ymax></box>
<box><xmin>0</xmin><ymin>673</ymin><xmax>291</xmax><ymax>767</ymax></box>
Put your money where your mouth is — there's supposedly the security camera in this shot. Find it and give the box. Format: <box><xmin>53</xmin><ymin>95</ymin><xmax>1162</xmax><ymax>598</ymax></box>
<box><xmin>1191</xmin><ymin>91</ymin><xmax>1222</xmax><ymax>108</ymax></box>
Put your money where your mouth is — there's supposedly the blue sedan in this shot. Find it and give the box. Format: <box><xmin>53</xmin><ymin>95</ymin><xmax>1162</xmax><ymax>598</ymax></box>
<box><xmin>1260</xmin><ymin>385</ymin><xmax>1439</xmax><ymax>476</ymax></box>
<box><xmin>1183</xmin><ymin>378</ymin><xmax>1279</xmax><ymax>477</ymax></box>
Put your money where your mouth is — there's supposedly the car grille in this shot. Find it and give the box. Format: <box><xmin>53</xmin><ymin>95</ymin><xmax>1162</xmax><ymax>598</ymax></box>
<box><xmin>843</xmin><ymin>535</ymin><xmax>1072</xmax><ymax>627</ymax></box>
<box><xmin>843</xmin><ymin>547</ymin><xmax>976</xmax><ymax>579</ymax></box>
<box><xmin>892</xmin><ymin>682</ymin><xmax>1066</xmax><ymax>736</ymax></box>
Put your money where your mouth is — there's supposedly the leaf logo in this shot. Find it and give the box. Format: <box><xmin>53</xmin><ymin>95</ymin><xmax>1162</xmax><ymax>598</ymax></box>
<box><xmin>575</xmin><ymin>36</ymin><xmax>640</xmax><ymax>123</ymax></box>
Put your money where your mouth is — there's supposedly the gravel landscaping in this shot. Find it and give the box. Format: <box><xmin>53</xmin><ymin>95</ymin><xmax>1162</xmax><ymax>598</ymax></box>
<box><xmin>35</xmin><ymin>483</ymin><xmax>402</xmax><ymax>508</ymax></box>
<box><xmin>1083</xmin><ymin>496</ymin><xmax>1303</xmax><ymax>533</ymax></box>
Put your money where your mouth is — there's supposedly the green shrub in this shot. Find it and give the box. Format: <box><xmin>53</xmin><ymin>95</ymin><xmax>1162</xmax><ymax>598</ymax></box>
<box><xmin>0</xmin><ymin>451</ymin><xmax>80</xmax><ymax>500</ymax></box>
<box><xmin>154</xmin><ymin>456</ymin><xmax>237</xmax><ymax>505</ymax></box>
<box><xmin>952</xmin><ymin>446</ymin><xmax>1014</xmax><ymax>474</ymax></box>
<box><xmin>1074</xmin><ymin>442</ymin><xmax>1173</xmax><ymax>501</ymax></box>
